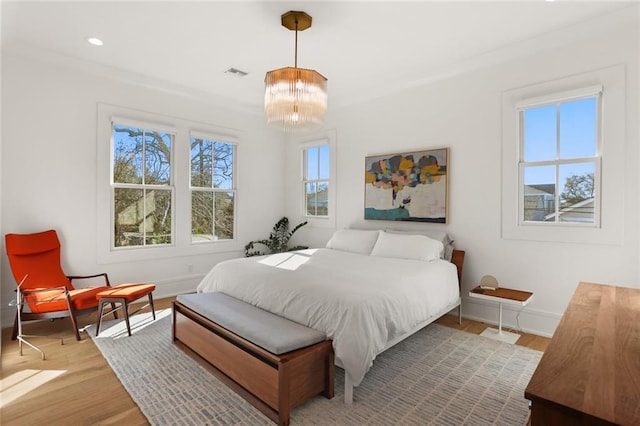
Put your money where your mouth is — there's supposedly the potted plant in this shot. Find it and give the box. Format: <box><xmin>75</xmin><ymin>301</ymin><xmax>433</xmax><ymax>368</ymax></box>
<box><xmin>244</xmin><ymin>217</ymin><xmax>308</xmax><ymax>257</ymax></box>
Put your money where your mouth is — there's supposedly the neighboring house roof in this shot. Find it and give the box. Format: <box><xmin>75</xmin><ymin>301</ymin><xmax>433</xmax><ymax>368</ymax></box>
<box><xmin>524</xmin><ymin>184</ymin><xmax>555</xmax><ymax>196</ymax></box>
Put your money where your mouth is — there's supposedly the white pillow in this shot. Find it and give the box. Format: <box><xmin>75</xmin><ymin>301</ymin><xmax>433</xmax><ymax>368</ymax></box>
<box><xmin>371</xmin><ymin>232</ymin><xmax>444</xmax><ymax>262</ymax></box>
<box><xmin>325</xmin><ymin>229</ymin><xmax>381</xmax><ymax>255</ymax></box>
<box><xmin>385</xmin><ymin>229</ymin><xmax>453</xmax><ymax>260</ymax></box>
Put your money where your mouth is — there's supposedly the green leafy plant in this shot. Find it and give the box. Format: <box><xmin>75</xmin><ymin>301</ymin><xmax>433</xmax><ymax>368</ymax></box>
<box><xmin>244</xmin><ymin>217</ymin><xmax>308</xmax><ymax>257</ymax></box>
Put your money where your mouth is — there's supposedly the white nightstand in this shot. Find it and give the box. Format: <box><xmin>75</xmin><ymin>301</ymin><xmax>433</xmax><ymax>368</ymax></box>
<box><xmin>469</xmin><ymin>286</ymin><xmax>533</xmax><ymax>344</ymax></box>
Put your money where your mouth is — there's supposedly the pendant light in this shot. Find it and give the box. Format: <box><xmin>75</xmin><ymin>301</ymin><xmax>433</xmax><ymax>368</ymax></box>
<box><xmin>264</xmin><ymin>11</ymin><xmax>327</xmax><ymax>132</ymax></box>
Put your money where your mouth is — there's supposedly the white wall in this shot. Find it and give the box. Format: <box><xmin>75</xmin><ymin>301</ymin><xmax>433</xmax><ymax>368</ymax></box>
<box><xmin>0</xmin><ymin>53</ymin><xmax>285</xmax><ymax>327</ymax></box>
<box><xmin>286</xmin><ymin>9</ymin><xmax>639</xmax><ymax>336</ymax></box>
<box><xmin>3</xmin><ymin>8</ymin><xmax>638</xmax><ymax>338</ymax></box>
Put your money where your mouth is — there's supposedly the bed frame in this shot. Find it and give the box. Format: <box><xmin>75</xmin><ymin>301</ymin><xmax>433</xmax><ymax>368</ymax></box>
<box><xmin>340</xmin><ymin>249</ymin><xmax>465</xmax><ymax>403</ymax></box>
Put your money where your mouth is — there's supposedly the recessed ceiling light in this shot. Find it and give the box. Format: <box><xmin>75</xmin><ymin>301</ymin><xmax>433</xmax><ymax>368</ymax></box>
<box><xmin>87</xmin><ymin>37</ymin><xmax>104</xmax><ymax>46</ymax></box>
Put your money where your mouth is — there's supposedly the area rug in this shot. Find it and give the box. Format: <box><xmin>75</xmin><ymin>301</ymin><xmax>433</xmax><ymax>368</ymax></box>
<box><xmin>89</xmin><ymin>310</ymin><xmax>542</xmax><ymax>425</ymax></box>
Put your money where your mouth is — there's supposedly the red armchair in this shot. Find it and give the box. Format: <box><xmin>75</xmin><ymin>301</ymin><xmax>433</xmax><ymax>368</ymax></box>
<box><xmin>6</xmin><ymin>229</ymin><xmax>114</xmax><ymax>341</ymax></box>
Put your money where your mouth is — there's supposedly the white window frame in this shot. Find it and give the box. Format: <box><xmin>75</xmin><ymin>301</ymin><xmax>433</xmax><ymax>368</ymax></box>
<box><xmin>97</xmin><ymin>103</ymin><xmax>243</xmax><ymax>263</ymax></box>
<box><xmin>516</xmin><ymin>86</ymin><xmax>602</xmax><ymax>227</ymax></box>
<box><xmin>501</xmin><ymin>65</ymin><xmax>625</xmax><ymax>245</ymax></box>
<box><xmin>189</xmin><ymin>130</ymin><xmax>238</xmax><ymax>244</ymax></box>
<box><xmin>297</xmin><ymin>129</ymin><xmax>337</xmax><ymax>228</ymax></box>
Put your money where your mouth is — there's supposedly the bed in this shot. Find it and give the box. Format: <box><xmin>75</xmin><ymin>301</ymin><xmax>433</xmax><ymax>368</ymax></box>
<box><xmin>196</xmin><ymin>229</ymin><xmax>465</xmax><ymax>403</ymax></box>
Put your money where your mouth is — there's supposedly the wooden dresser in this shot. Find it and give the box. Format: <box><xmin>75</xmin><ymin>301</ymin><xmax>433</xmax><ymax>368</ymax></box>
<box><xmin>525</xmin><ymin>282</ymin><xmax>640</xmax><ymax>425</ymax></box>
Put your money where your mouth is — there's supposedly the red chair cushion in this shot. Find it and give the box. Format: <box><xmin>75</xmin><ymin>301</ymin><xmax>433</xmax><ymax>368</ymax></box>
<box><xmin>23</xmin><ymin>286</ymin><xmax>110</xmax><ymax>313</ymax></box>
<box><xmin>96</xmin><ymin>284</ymin><xmax>156</xmax><ymax>302</ymax></box>
<box><xmin>6</xmin><ymin>230</ymin><xmax>73</xmax><ymax>291</ymax></box>
<box><xmin>6</xmin><ymin>229</ymin><xmax>60</xmax><ymax>255</ymax></box>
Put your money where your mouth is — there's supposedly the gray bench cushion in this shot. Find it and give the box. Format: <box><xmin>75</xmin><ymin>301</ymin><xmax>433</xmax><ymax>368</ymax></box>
<box><xmin>176</xmin><ymin>292</ymin><xmax>327</xmax><ymax>355</ymax></box>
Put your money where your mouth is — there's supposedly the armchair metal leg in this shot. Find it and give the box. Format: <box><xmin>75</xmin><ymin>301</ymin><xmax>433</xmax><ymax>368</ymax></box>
<box><xmin>17</xmin><ymin>335</ymin><xmax>47</xmax><ymax>360</ymax></box>
<box><xmin>14</xmin><ymin>305</ymin><xmax>63</xmax><ymax>360</ymax></box>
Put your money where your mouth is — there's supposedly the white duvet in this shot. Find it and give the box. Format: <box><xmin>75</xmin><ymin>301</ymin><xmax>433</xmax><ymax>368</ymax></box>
<box><xmin>196</xmin><ymin>248</ymin><xmax>459</xmax><ymax>386</ymax></box>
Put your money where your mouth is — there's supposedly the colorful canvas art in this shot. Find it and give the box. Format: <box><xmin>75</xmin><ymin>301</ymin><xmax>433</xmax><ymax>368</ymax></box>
<box><xmin>365</xmin><ymin>148</ymin><xmax>449</xmax><ymax>223</ymax></box>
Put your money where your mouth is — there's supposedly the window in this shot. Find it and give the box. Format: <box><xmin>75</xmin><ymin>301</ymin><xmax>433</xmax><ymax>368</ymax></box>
<box><xmin>501</xmin><ymin>65</ymin><xmax>625</xmax><ymax>245</ymax></box>
<box><xmin>293</xmin><ymin>130</ymin><xmax>336</xmax><ymax>228</ymax></box>
<box><xmin>190</xmin><ymin>134</ymin><xmax>236</xmax><ymax>242</ymax></box>
<box><xmin>303</xmin><ymin>144</ymin><xmax>330</xmax><ymax>217</ymax></box>
<box><xmin>112</xmin><ymin>123</ymin><xmax>174</xmax><ymax>247</ymax></box>
<box><xmin>97</xmin><ymin>104</ymin><xmax>242</xmax><ymax>263</ymax></box>
<box><xmin>518</xmin><ymin>90</ymin><xmax>601</xmax><ymax>226</ymax></box>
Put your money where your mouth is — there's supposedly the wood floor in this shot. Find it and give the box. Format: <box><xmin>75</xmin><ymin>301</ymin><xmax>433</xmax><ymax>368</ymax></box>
<box><xmin>1</xmin><ymin>297</ymin><xmax>550</xmax><ymax>425</ymax></box>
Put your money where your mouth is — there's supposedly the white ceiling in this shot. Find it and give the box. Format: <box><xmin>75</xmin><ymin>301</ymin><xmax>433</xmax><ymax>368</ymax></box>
<box><xmin>1</xmin><ymin>1</ymin><xmax>634</xmax><ymax>112</ymax></box>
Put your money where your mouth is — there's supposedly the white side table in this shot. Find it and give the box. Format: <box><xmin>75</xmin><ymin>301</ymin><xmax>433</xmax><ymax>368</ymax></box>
<box><xmin>469</xmin><ymin>286</ymin><xmax>533</xmax><ymax>344</ymax></box>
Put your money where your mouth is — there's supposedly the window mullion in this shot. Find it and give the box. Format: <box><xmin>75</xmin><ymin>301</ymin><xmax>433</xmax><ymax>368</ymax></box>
<box><xmin>211</xmin><ymin>143</ymin><xmax>215</xmax><ymax>237</ymax></box>
<box><xmin>141</xmin><ymin>129</ymin><xmax>146</xmax><ymax>186</ymax></box>
<box><xmin>316</xmin><ymin>146</ymin><xmax>321</xmax><ymax>182</ymax></box>
<box><xmin>302</xmin><ymin>179</ymin><xmax>306</xmax><ymax>216</ymax></box>
<box><xmin>210</xmin><ymin>141</ymin><xmax>215</xmax><ymax>188</ymax></box>
<box><xmin>141</xmin><ymin>130</ymin><xmax>147</xmax><ymax>244</ymax></box>
<box><xmin>554</xmin><ymin>165</ymin><xmax>560</xmax><ymax>223</ymax></box>
<box><xmin>555</xmin><ymin>103</ymin><xmax>561</xmax><ymax>223</ymax></box>
<box><xmin>555</xmin><ymin>103</ymin><xmax>561</xmax><ymax>161</ymax></box>
<box><xmin>140</xmin><ymin>188</ymin><xmax>146</xmax><ymax>245</ymax></box>
<box><xmin>113</xmin><ymin>183</ymin><xmax>169</xmax><ymax>190</ymax></box>
<box><xmin>313</xmin><ymin>181</ymin><xmax>320</xmax><ymax>216</ymax></box>
<box><xmin>522</xmin><ymin>157</ymin><xmax>599</xmax><ymax>168</ymax></box>
<box><xmin>211</xmin><ymin>189</ymin><xmax>216</xmax><ymax>239</ymax></box>
<box><xmin>316</xmin><ymin>150</ymin><xmax>321</xmax><ymax>217</ymax></box>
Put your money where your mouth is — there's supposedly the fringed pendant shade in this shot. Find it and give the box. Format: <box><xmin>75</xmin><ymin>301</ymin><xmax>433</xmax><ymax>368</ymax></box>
<box><xmin>264</xmin><ymin>11</ymin><xmax>327</xmax><ymax>132</ymax></box>
<box><xmin>264</xmin><ymin>67</ymin><xmax>327</xmax><ymax>131</ymax></box>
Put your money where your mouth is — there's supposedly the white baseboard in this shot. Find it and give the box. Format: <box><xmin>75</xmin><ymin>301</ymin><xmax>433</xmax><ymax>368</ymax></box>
<box><xmin>151</xmin><ymin>273</ymin><xmax>204</xmax><ymax>299</ymax></box>
<box><xmin>1</xmin><ymin>282</ymin><xmax>563</xmax><ymax>339</ymax></box>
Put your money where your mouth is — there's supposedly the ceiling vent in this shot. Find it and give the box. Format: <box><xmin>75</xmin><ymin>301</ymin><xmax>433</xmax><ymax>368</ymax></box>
<box><xmin>225</xmin><ymin>67</ymin><xmax>249</xmax><ymax>78</ymax></box>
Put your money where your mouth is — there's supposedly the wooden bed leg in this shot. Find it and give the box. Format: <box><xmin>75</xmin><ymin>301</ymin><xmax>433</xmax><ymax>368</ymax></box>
<box><xmin>344</xmin><ymin>373</ymin><xmax>354</xmax><ymax>404</ymax></box>
<box><xmin>459</xmin><ymin>302</ymin><xmax>463</xmax><ymax>325</ymax></box>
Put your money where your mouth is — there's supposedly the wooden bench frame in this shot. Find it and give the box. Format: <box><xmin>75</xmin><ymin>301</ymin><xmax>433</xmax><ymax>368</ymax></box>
<box><xmin>172</xmin><ymin>301</ymin><xmax>334</xmax><ymax>426</ymax></box>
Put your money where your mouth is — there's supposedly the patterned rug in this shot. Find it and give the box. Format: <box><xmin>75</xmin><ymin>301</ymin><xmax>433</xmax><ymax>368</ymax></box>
<box><xmin>89</xmin><ymin>309</ymin><xmax>541</xmax><ymax>425</ymax></box>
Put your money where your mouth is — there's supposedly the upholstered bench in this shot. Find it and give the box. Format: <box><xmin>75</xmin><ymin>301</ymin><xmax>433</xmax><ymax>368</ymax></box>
<box><xmin>172</xmin><ymin>292</ymin><xmax>334</xmax><ymax>426</ymax></box>
<box><xmin>95</xmin><ymin>283</ymin><xmax>156</xmax><ymax>337</ymax></box>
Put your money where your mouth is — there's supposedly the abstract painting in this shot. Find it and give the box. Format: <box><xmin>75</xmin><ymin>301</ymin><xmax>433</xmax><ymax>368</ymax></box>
<box><xmin>365</xmin><ymin>148</ymin><xmax>449</xmax><ymax>223</ymax></box>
